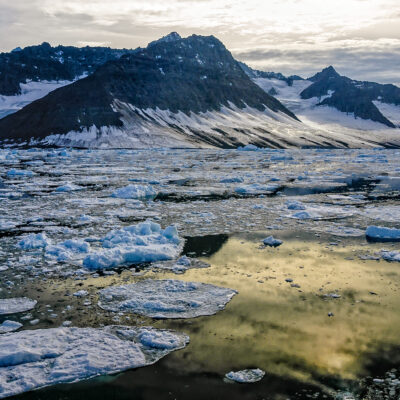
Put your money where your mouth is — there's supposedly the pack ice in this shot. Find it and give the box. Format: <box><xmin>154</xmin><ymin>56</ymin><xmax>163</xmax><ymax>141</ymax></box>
<box><xmin>0</xmin><ymin>326</ymin><xmax>189</xmax><ymax>398</ymax></box>
<box><xmin>98</xmin><ymin>279</ymin><xmax>237</xmax><ymax>319</ymax></box>
<box><xmin>82</xmin><ymin>221</ymin><xmax>181</xmax><ymax>270</ymax></box>
<box><xmin>0</xmin><ymin>298</ymin><xmax>37</xmax><ymax>315</ymax></box>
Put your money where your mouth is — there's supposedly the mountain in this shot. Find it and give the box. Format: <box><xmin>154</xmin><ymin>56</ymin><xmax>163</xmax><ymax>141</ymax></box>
<box><xmin>0</xmin><ymin>42</ymin><xmax>136</xmax><ymax>119</ymax></box>
<box><xmin>242</xmin><ymin>63</ymin><xmax>400</xmax><ymax>131</ymax></box>
<box><xmin>238</xmin><ymin>61</ymin><xmax>303</xmax><ymax>87</ymax></box>
<box><xmin>0</xmin><ymin>42</ymin><xmax>136</xmax><ymax>96</ymax></box>
<box><xmin>300</xmin><ymin>66</ymin><xmax>400</xmax><ymax>128</ymax></box>
<box><xmin>0</xmin><ymin>34</ymin><xmax>299</xmax><ymax>148</ymax></box>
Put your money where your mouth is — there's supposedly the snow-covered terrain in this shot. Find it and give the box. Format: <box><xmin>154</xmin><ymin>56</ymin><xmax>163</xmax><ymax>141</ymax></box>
<box><xmin>253</xmin><ymin>77</ymin><xmax>400</xmax><ymax>137</ymax></box>
<box><xmin>0</xmin><ymin>80</ymin><xmax>75</xmax><ymax>119</ymax></box>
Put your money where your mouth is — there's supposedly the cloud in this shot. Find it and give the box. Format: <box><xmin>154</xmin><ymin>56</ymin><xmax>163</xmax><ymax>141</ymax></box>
<box><xmin>0</xmin><ymin>0</ymin><xmax>399</xmax><ymax>85</ymax></box>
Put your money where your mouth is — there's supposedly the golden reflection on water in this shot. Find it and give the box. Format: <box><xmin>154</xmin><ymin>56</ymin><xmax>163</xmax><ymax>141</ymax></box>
<box><xmin>152</xmin><ymin>234</ymin><xmax>400</xmax><ymax>385</ymax></box>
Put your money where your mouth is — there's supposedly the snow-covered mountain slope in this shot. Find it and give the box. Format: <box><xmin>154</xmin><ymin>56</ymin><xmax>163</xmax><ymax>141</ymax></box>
<box><xmin>252</xmin><ymin>75</ymin><xmax>400</xmax><ymax>139</ymax></box>
<box><xmin>0</xmin><ymin>79</ymin><xmax>79</xmax><ymax>119</ymax></box>
<box><xmin>18</xmin><ymin>102</ymin><xmax>400</xmax><ymax>149</ymax></box>
<box><xmin>248</xmin><ymin>65</ymin><xmax>400</xmax><ymax>130</ymax></box>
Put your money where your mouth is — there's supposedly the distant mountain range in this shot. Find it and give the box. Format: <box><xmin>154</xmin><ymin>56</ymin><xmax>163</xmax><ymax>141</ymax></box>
<box><xmin>0</xmin><ymin>33</ymin><xmax>399</xmax><ymax>148</ymax></box>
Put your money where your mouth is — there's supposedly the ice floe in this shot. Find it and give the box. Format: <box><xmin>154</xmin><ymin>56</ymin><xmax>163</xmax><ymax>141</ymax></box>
<box><xmin>111</xmin><ymin>184</ymin><xmax>157</xmax><ymax>200</ymax></box>
<box><xmin>0</xmin><ymin>321</ymin><xmax>22</xmax><ymax>334</ymax></box>
<box><xmin>17</xmin><ymin>233</ymin><xmax>50</xmax><ymax>250</ymax></box>
<box><xmin>263</xmin><ymin>236</ymin><xmax>283</xmax><ymax>247</ymax></box>
<box><xmin>98</xmin><ymin>279</ymin><xmax>237</xmax><ymax>319</ymax></box>
<box><xmin>0</xmin><ymin>325</ymin><xmax>189</xmax><ymax>398</ymax></box>
<box><xmin>381</xmin><ymin>250</ymin><xmax>400</xmax><ymax>262</ymax></box>
<box><xmin>0</xmin><ymin>298</ymin><xmax>37</xmax><ymax>315</ymax></box>
<box><xmin>225</xmin><ymin>368</ymin><xmax>265</xmax><ymax>383</ymax></box>
<box><xmin>83</xmin><ymin>222</ymin><xmax>181</xmax><ymax>270</ymax></box>
<box><xmin>366</xmin><ymin>226</ymin><xmax>400</xmax><ymax>241</ymax></box>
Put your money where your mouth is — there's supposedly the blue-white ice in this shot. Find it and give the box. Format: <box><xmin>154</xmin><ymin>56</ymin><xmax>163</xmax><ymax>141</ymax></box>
<box><xmin>82</xmin><ymin>222</ymin><xmax>181</xmax><ymax>270</ymax></box>
<box><xmin>0</xmin><ymin>326</ymin><xmax>189</xmax><ymax>398</ymax></box>
<box><xmin>98</xmin><ymin>279</ymin><xmax>237</xmax><ymax>319</ymax></box>
<box><xmin>111</xmin><ymin>184</ymin><xmax>157</xmax><ymax>200</ymax></box>
<box><xmin>0</xmin><ymin>298</ymin><xmax>37</xmax><ymax>315</ymax></box>
<box><xmin>225</xmin><ymin>368</ymin><xmax>265</xmax><ymax>383</ymax></box>
<box><xmin>0</xmin><ymin>320</ymin><xmax>22</xmax><ymax>334</ymax></box>
<box><xmin>366</xmin><ymin>226</ymin><xmax>400</xmax><ymax>241</ymax></box>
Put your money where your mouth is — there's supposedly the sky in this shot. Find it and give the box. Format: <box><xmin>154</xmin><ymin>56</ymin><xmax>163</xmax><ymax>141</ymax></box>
<box><xmin>1</xmin><ymin>0</ymin><xmax>399</xmax><ymax>85</ymax></box>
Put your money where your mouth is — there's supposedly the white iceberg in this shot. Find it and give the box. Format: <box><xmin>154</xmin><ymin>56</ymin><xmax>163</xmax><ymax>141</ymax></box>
<box><xmin>111</xmin><ymin>184</ymin><xmax>157</xmax><ymax>200</ymax></box>
<box><xmin>17</xmin><ymin>233</ymin><xmax>50</xmax><ymax>250</ymax></box>
<box><xmin>0</xmin><ymin>298</ymin><xmax>37</xmax><ymax>315</ymax></box>
<box><xmin>46</xmin><ymin>239</ymin><xmax>91</xmax><ymax>262</ymax></box>
<box><xmin>225</xmin><ymin>368</ymin><xmax>265</xmax><ymax>383</ymax></box>
<box><xmin>0</xmin><ymin>326</ymin><xmax>189</xmax><ymax>398</ymax></box>
<box><xmin>83</xmin><ymin>221</ymin><xmax>181</xmax><ymax>270</ymax></box>
<box><xmin>98</xmin><ymin>279</ymin><xmax>237</xmax><ymax>319</ymax></box>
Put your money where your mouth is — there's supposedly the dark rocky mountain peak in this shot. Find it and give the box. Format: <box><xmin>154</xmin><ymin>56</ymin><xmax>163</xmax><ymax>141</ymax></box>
<box><xmin>309</xmin><ymin>66</ymin><xmax>340</xmax><ymax>82</ymax></box>
<box><xmin>148</xmin><ymin>32</ymin><xmax>182</xmax><ymax>47</ymax></box>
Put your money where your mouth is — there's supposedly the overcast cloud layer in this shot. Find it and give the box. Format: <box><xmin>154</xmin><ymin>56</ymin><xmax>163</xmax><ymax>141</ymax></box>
<box><xmin>1</xmin><ymin>0</ymin><xmax>399</xmax><ymax>85</ymax></box>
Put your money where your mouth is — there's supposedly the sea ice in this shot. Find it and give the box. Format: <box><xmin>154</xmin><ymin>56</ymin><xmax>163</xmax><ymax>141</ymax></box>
<box><xmin>225</xmin><ymin>368</ymin><xmax>265</xmax><ymax>383</ymax></box>
<box><xmin>111</xmin><ymin>184</ymin><xmax>157</xmax><ymax>200</ymax></box>
<box><xmin>0</xmin><ymin>325</ymin><xmax>189</xmax><ymax>398</ymax></box>
<box><xmin>0</xmin><ymin>298</ymin><xmax>37</xmax><ymax>315</ymax></box>
<box><xmin>83</xmin><ymin>221</ymin><xmax>181</xmax><ymax>270</ymax></box>
<box><xmin>0</xmin><ymin>320</ymin><xmax>23</xmax><ymax>334</ymax></box>
<box><xmin>17</xmin><ymin>233</ymin><xmax>50</xmax><ymax>250</ymax></box>
<box><xmin>381</xmin><ymin>250</ymin><xmax>400</xmax><ymax>262</ymax></box>
<box><xmin>98</xmin><ymin>279</ymin><xmax>237</xmax><ymax>319</ymax></box>
<box><xmin>263</xmin><ymin>236</ymin><xmax>283</xmax><ymax>247</ymax></box>
<box><xmin>366</xmin><ymin>226</ymin><xmax>400</xmax><ymax>241</ymax></box>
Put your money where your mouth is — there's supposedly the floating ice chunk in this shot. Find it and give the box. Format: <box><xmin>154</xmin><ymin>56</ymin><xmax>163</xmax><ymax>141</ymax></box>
<box><xmin>225</xmin><ymin>368</ymin><xmax>265</xmax><ymax>383</ymax></box>
<box><xmin>237</xmin><ymin>144</ymin><xmax>260</xmax><ymax>151</ymax></box>
<box><xmin>289</xmin><ymin>205</ymin><xmax>353</xmax><ymax>220</ymax></box>
<box><xmin>6</xmin><ymin>169</ymin><xmax>34</xmax><ymax>178</ymax></box>
<box><xmin>219</xmin><ymin>177</ymin><xmax>244</xmax><ymax>183</ymax></box>
<box><xmin>366</xmin><ymin>226</ymin><xmax>400</xmax><ymax>241</ymax></box>
<box><xmin>73</xmin><ymin>290</ymin><xmax>88</xmax><ymax>297</ymax></box>
<box><xmin>0</xmin><ymin>326</ymin><xmax>189</xmax><ymax>398</ymax></box>
<box><xmin>0</xmin><ymin>298</ymin><xmax>37</xmax><ymax>315</ymax></box>
<box><xmin>286</xmin><ymin>200</ymin><xmax>306</xmax><ymax>210</ymax></box>
<box><xmin>83</xmin><ymin>222</ymin><xmax>181</xmax><ymax>270</ymax></box>
<box><xmin>0</xmin><ymin>320</ymin><xmax>23</xmax><ymax>334</ymax></box>
<box><xmin>55</xmin><ymin>183</ymin><xmax>82</xmax><ymax>192</ymax></box>
<box><xmin>18</xmin><ymin>233</ymin><xmax>50</xmax><ymax>250</ymax></box>
<box><xmin>381</xmin><ymin>250</ymin><xmax>400</xmax><ymax>262</ymax></box>
<box><xmin>235</xmin><ymin>184</ymin><xmax>278</xmax><ymax>195</ymax></box>
<box><xmin>111</xmin><ymin>184</ymin><xmax>157</xmax><ymax>200</ymax></box>
<box><xmin>263</xmin><ymin>236</ymin><xmax>283</xmax><ymax>247</ymax></box>
<box><xmin>46</xmin><ymin>239</ymin><xmax>91</xmax><ymax>262</ymax></box>
<box><xmin>98</xmin><ymin>279</ymin><xmax>237</xmax><ymax>319</ymax></box>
